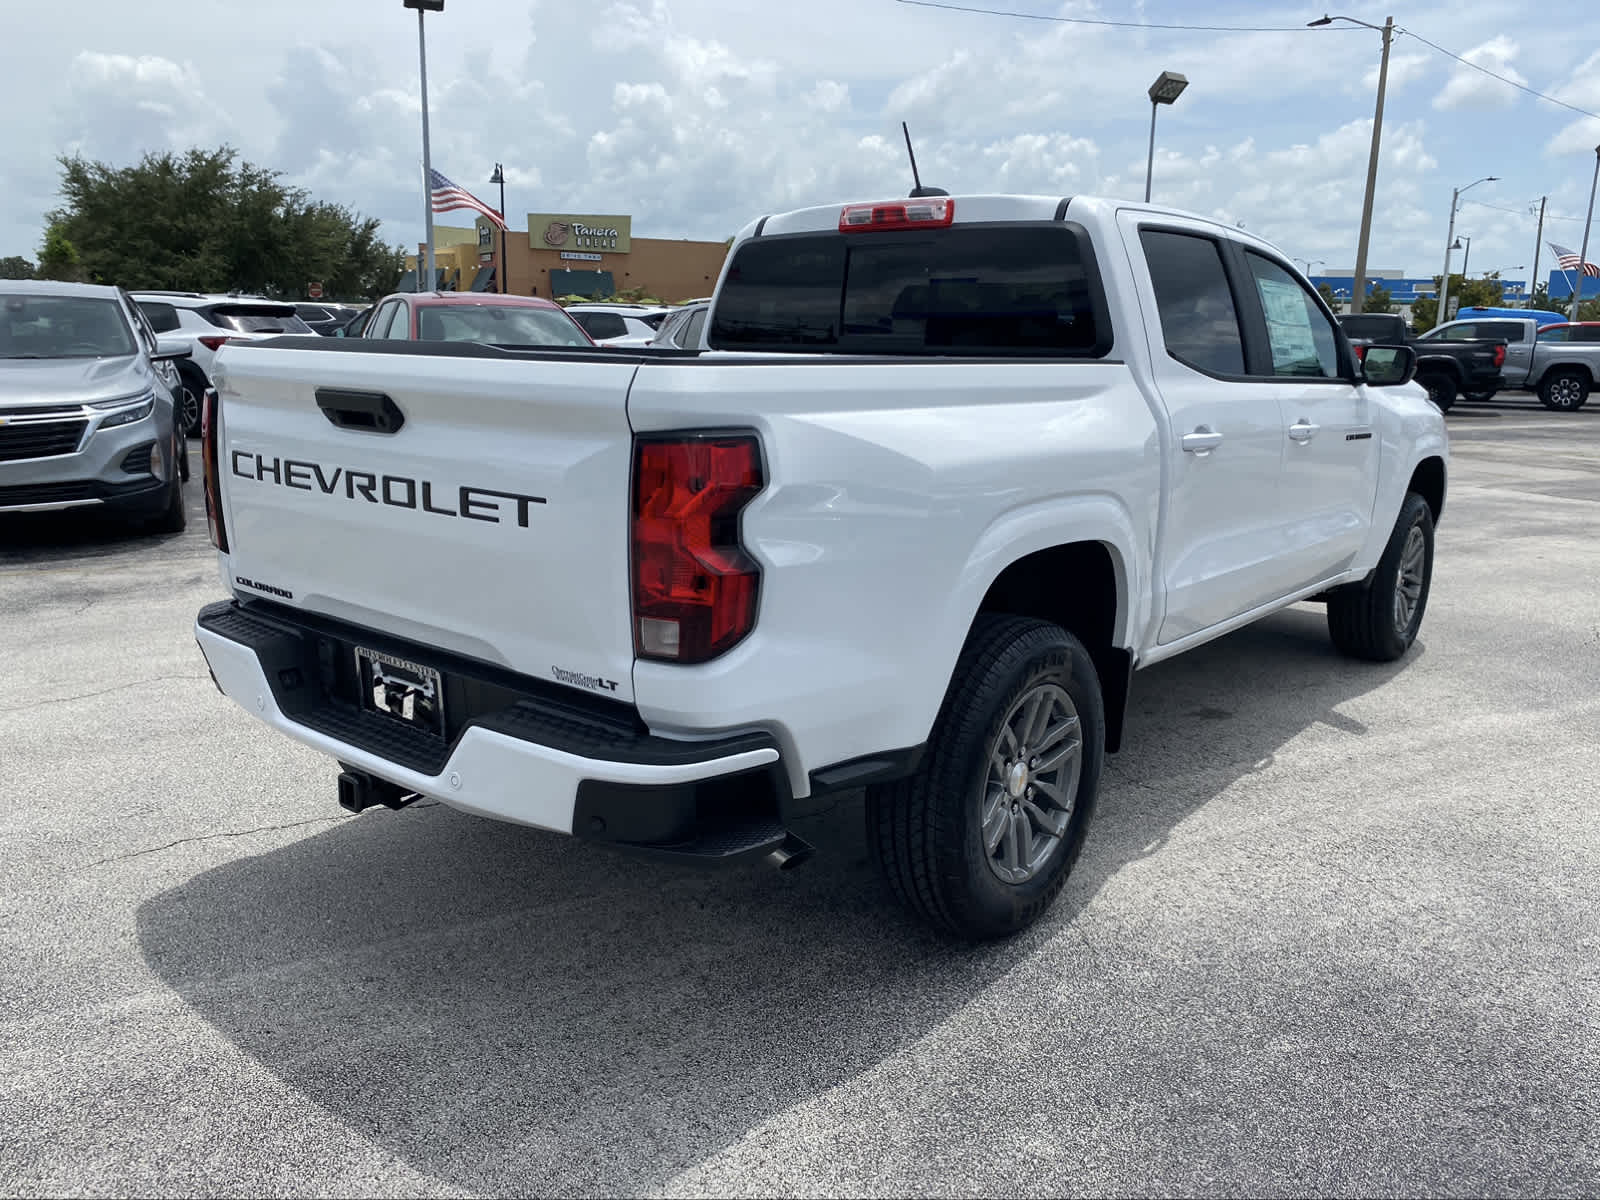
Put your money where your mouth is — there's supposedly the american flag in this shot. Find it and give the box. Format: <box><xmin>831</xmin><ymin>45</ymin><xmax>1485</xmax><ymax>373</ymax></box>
<box><xmin>429</xmin><ymin>168</ymin><xmax>507</xmax><ymax>230</ymax></box>
<box><xmin>1548</xmin><ymin>242</ymin><xmax>1600</xmax><ymax>278</ymax></box>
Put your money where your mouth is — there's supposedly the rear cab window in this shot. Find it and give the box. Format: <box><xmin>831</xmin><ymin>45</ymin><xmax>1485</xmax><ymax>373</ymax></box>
<box><xmin>1138</xmin><ymin>230</ymin><xmax>1246</xmax><ymax>376</ymax></box>
<box><xmin>710</xmin><ymin>224</ymin><xmax>1111</xmax><ymax>357</ymax></box>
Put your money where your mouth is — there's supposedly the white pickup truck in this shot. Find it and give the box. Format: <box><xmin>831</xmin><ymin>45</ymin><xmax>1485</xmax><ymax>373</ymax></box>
<box><xmin>194</xmin><ymin>193</ymin><xmax>1447</xmax><ymax>939</ymax></box>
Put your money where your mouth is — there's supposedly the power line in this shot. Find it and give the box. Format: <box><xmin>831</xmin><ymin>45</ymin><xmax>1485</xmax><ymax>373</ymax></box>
<box><xmin>1396</xmin><ymin>27</ymin><xmax>1600</xmax><ymax>122</ymax></box>
<box><xmin>891</xmin><ymin>0</ymin><xmax>1357</xmax><ymax>33</ymax></box>
<box><xmin>1462</xmin><ymin>199</ymin><xmax>1587</xmax><ymax>223</ymax></box>
<box><xmin>890</xmin><ymin>1</ymin><xmax>1600</xmax><ymax>123</ymax></box>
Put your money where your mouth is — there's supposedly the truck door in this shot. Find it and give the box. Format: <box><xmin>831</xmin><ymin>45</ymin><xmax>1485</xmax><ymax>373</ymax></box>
<box><xmin>1122</xmin><ymin>216</ymin><xmax>1290</xmax><ymax>644</ymax></box>
<box><xmin>1233</xmin><ymin>248</ymin><xmax>1379</xmax><ymax>591</ymax></box>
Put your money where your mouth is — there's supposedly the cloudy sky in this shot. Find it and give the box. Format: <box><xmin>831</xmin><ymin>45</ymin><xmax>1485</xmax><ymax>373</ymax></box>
<box><xmin>4</xmin><ymin>0</ymin><xmax>1600</xmax><ymax>289</ymax></box>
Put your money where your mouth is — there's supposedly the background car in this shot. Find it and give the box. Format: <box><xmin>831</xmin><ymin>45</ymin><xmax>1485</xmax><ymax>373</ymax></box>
<box><xmin>1535</xmin><ymin>322</ymin><xmax>1600</xmax><ymax>343</ymax></box>
<box><xmin>360</xmin><ymin>292</ymin><xmax>595</xmax><ymax>346</ymax></box>
<box><xmin>131</xmin><ymin>292</ymin><xmax>314</xmax><ymax>434</ymax></box>
<box><xmin>1</xmin><ymin>281</ymin><xmax>189</xmax><ymax>532</ymax></box>
<box><xmin>647</xmin><ymin>302</ymin><xmax>709</xmax><ymax>349</ymax></box>
<box><xmin>294</xmin><ymin>302</ymin><xmax>365</xmax><ymax>336</ymax></box>
<box><xmin>563</xmin><ymin>303</ymin><xmax>672</xmax><ymax>347</ymax></box>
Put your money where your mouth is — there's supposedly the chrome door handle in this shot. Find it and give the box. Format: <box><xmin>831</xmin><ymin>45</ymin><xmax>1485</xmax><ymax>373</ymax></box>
<box><xmin>1288</xmin><ymin>419</ymin><xmax>1321</xmax><ymax>442</ymax></box>
<box><xmin>1181</xmin><ymin>426</ymin><xmax>1224</xmax><ymax>455</ymax></box>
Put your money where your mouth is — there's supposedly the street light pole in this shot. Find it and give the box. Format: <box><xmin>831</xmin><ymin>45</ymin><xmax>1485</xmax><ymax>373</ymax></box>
<box><xmin>1308</xmin><ymin>14</ymin><xmax>1393</xmax><ymax>316</ymax></box>
<box><xmin>1459</xmin><ymin>235</ymin><xmax>1471</xmax><ymax>280</ymax></box>
<box><xmin>1436</xmin><ymin>175</ymin><xmax>1497</xmax><ymax>328</ymax></box>
<box><xmin>1144</xmin><ymin>71</ymin><xmax>1188</xmax><ymax>204</ymax></box>
<box><xmin>405</xmin><ymin>0</ymin><xmax>443</xmax><ymax>291</ymax></box>
<box><xmin>489</xmin><ymin>162</ymin><xmax>507</xmax><ymax>294</ymax></box>
<box><xmin>1529</xmin><ymin>197</ymin><xmax>1546</xmax><ymax>310</ymax></box>
<box><xmin>1570</xmin><ymin>145</ymin><xmax>1600</xmax><ymax>322</ymax></box>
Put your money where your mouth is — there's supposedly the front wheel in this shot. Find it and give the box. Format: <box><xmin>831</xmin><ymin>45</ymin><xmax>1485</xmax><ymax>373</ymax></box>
<box><xmin>1327</xmin><ymin>492</ymin><xmax>1434</xmax><ymax>662</ymax></box>
<box><xmin>148</xmin><ymin>437</ymin><xmax>187</xmax><ymax>534</ymax></box>
<box><xmin>867</xmin><ymin>615</ymin><xmax>1104</xmax><ymax>940</ymax></box>
<box><xmin>1539</xmin><ymin>370</ymin><xmax>1590</xmax><ymax>412</ymax></box>
<box><xmin>1462</xmin><ymin>390</ymin><xmax>1497</xmax><ymax>404</ymax></box>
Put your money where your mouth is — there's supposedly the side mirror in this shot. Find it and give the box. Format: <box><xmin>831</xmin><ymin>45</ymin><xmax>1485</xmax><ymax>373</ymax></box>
<box><xmin>1361</xmin><ymin>344</ymin><xmax>1417</xmax><ymax>387</ymax></box>
<box><xmin>152</xmin><ymin>341</ymin><xmax>192</xmax><ymax>362</ymax></box>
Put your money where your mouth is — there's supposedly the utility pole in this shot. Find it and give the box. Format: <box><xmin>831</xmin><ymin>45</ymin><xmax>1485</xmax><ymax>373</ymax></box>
<box><xmin>1529</xmin><ymin>197</ymin><xmax>1546</xmax><ymax>310</ymax></box>
<box><xmin>1571</xmin><ymin>146</ymin><xmax>1600</xmax><ymax>323</ymax></box>
<box><xmin>490</xmin><ymin>162</ymin><xmax>507</xmax><ymax>293</ymax></box>
<box><xmin>1437</xmin><ymin>186</ymin><xmax>1461</xmax><ymax>328</ymax></box>
<box><xmin>1350</xmin><ymin>15</ymin><xmax>1394</xmax><ymax>316</ymax></box>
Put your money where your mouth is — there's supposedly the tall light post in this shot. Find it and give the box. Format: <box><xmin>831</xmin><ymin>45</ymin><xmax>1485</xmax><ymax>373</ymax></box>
<box><xmin>489</xmin><ymin>162</ymin><xmax>507</xmax><ymax>294</ymax></box>
<box><xmin>1144</xmin><ymin>71</ymin><xmax>1188</xmax><ymax>204</ymax></box>
<box><xmin>1437</xmin><ymin>176</ymin><xmax>1497</xmax><ymax>328</ymax></box>
<box><xmin>1570</xmin><ymin>144</ymin><xmax>1600</xmax><ymax>322</ymax></box>
<box><xmin>405</xmin><ymin>0</ymin><xmax>443</xmax><ymax>291</ymax></box>
<box><xmin>1308</xmin><ymin>14</ymin><xmax>1393</xmax><ymax>315</ymax></box>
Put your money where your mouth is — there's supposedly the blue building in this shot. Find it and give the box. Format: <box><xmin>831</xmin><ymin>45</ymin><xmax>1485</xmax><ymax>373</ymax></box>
<box><xmin>1546</xmin><ymin>271</ymin><xmax>1600</xmax><ymax>302</ymax></box>
<box><xmin>1306</xmin><ymin>272</ymin><xmax>1530</xmax><ymax>312</ymax></box>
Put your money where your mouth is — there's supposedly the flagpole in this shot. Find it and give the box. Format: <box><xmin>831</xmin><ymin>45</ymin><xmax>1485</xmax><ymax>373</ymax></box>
<box><xmin>1571</xmin><ymin>145</ymin><xmax>1600</xmax><ymax>323</ymax></box>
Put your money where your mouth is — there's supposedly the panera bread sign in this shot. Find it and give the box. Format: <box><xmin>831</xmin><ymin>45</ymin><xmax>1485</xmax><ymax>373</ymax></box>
<box><xmin>531</xmin><ymin>213</ymin><xmax>632</xmax><ymax>254</ymax></box>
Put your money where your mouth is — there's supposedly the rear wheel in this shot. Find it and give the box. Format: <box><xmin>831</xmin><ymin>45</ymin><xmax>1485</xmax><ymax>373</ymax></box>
<box><xmin>1417</xmin><ymin>372</ymin><xmax>1457</xmax><ymax>412</ymax></box>
<box><xmin>1539</xmin><ymin>369</ymin><xmax>1590</xmax><ymax>412</ymax></box>
<box><xmin>1461</xmin><ymin>390</ymin><xmax>1497</xmax><ymax>403</ymax></box>
<box><xmin>1327</xmin><ymin>492</ymin><xmax>1433</xmax><ymax>662</ymax></box>
<box><xmin>867</xmin><ymin>615</ymin><xmax>1104</xmax><ymax>940</ymax></box>
<box><xmin>175</xmin><ymin>365</ymin><xmax>207</xmax><ymax>435</ymax></box>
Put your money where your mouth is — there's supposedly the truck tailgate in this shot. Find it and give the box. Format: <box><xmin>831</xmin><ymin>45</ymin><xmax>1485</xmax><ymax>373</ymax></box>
<box><xmin>213</xmin><ymin>343</ymin><xmax>641</xmax><ymax>701</ymax></box>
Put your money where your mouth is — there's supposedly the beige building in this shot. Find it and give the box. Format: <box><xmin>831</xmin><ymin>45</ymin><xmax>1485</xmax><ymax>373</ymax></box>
<box><xmin>403</xmin><ymin>212</ymin><xmax>727</xmax><ymax>303</ymax></box>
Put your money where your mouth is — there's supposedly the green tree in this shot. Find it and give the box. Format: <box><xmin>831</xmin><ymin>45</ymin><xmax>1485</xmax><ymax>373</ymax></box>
<box><xmin>1409</xmin><ymin>273</ymin><xmax>1505</xmax><ymax>331</ymax></box>
<box><xmin>1364</xmin><ymin>282</ymin><xmax>1395</xmax><ymax>314</ymax></box>
<box><xmin>0</xmin><ymin>255</ymin><xmax>34</xmax><ymax>279</ymax></box>
<box><xmin>47</xmin><ymin>146</ymin><xmax>406</xmax><ymax>300</ymax></box>
<box><xmin>36</xmin><ymin>222</ymin><xmax>84</xmax><ymax>281</ymax></box>
<box><xmin>1317</xmin><ymin>282</ymin><xmax>1342</xmax><ymax>312</ymax></box>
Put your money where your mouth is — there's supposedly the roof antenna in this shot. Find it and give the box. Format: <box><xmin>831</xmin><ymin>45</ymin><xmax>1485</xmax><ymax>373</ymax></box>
<box><xmin>903</xmin><ymin>122</ymin><xmax>949</xmax><ymax>198</ymax></box>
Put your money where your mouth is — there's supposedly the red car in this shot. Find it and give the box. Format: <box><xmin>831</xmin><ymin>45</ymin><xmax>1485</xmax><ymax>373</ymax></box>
<box><xmin>355</xmin><ymin>292</ymin><xmax>595</xmax><ymax>348</ymax></box>
<box><xmin>1535</xmin><ymin>321</ymin><xmax>1600</xmax><ymax>344</ymax></box>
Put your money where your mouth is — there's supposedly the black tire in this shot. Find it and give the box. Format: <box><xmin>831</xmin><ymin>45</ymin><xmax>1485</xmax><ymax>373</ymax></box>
<box><xmin>1462</xmin><ymin>390</ymin><xmax>1497</xmax><ymax>403</ymax></box>
<box><xmin>175</xmin><ymin>365</ymin><xmax>207</xmax><ymax>435</ymax></box>
<box><xmin>1417</xmin><ymin>372</ymin><xmax>1457</xmax><ymax>412</ymax></box>
<box><xmin>867</xmin><ymin>615</ymin><xmax>1104</xmax><ymax>940</ymax></box>
<box><xmin>1327</xmin><ymin>492</ymin><xmax>1433</xmax><ymax>662</ymax></box>
<box><xmin>1538</xmin><ymin>369</ymin><xmax>1590</xmax><ymax>412</ymax></box>
<box><xmin>149</xmin><ymin>439</ymin><xmax>187</xmax><ymax>534</ymax></box>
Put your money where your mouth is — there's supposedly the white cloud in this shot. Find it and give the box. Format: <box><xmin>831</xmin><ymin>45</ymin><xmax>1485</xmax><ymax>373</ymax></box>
<box><xmin>1363</xmin><ymin>52</ymin><xmax>1431</xmax><ymax>94</ymax></box>
<box><xmin>1432</xmin><ymin>37</ymin><xmax>1526</xmax><ymax>111</ymax></box>
<box><xmin>1546</xmin><ymin>50</ymin><xmax>1600</xmax><ymax>155</ymax></box>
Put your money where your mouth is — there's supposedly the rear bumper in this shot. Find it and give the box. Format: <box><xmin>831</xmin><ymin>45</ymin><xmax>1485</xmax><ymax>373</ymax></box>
<box><xmin>193</xmin><ymin>600</ymin><xmax>792</xmax><ymax>862</ymax></box>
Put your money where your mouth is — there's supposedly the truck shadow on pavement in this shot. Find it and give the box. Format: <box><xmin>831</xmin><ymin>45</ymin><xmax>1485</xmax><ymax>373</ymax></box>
<box><xmin>136</xmin><ymin>604</ymin><xmax>1414</xmax><ymax>1195</ymax></box>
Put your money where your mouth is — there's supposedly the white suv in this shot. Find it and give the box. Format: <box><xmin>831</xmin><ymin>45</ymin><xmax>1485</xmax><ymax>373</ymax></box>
<box><xmin>562</xmin><ymin>303</ymin><xmax>672</xmax><ymax>347</ymax></box>
<box><xmin>131</xmin><ymin>293</ymin><xmax>313</xmax><ymax>433</ymax></box>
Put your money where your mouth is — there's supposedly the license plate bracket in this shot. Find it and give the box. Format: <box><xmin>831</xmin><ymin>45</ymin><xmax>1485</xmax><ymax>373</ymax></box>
<box><xmin>354</xmin><ymin>646</ymin><xmax>445</xmax><ymax>737</ymax></box>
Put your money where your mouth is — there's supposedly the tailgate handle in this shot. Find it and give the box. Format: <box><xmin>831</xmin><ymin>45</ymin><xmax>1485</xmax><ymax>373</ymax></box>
<box><xmin>315</xmin><ymin>388</ymin><xmax>405</xmax><ymax>434</ymax></box>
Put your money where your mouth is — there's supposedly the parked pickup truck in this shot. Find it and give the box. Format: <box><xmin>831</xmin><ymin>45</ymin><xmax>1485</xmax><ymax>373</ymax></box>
<box><xmin>1337</xmin><ymin>312</ymin><xmax>1504</xmax><ymax>412</ymax></box>
<box><xmin>1417</xmin><ymin>315</ymin><xmax>1600</xmax><ymax>411</ymax></box>
<box><xmin>193</xmin><ymin>194</ymin><xmax>1447</xmax><ymax>939</ymax></box>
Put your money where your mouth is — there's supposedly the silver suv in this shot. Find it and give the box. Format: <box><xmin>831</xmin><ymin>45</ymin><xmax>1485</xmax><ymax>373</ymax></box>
<box><xmin>130</xmin><ymin>292</ymin><xmax>313</xmax><ymax>434</ymax></box>
<box><xmin>0</xmin><ymin>281</ymin><xmax>190</xmax><ymax>531</ymax></box>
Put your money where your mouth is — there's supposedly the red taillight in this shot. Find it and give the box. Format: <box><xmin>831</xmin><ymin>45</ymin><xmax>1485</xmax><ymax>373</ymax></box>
<box><xmin>200</xmin><ymin>387</ymin><xmax>228</xmax><ymax>552</ymax></box>
<box><xmin>198</xmin><ymin>335</ymin><xmax>234</xmax><ymax>352</ymax></box>
<box><xmin>1493</xmin><ymin>343</ymin><xmax>1506</xmax><ymax>368</ymax></box>
<box><xmin>632</xmin><ymin>434</ymin><xmax>764</xmax><ymax>663</ymax></box>
<box><xmin>839</xmin><ymin>197</ymin><xmax>955</xmax><ymax>232</ymax></box>
<box><xmin>1353</xmin><ymin>344</ymin><xmax>1367</xmax><ymax>363</ymax></box>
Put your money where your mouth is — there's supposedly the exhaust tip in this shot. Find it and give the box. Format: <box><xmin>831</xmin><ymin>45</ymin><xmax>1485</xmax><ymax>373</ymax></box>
<box><xmin>766</xmin><ymin>833</ymin><xmax>815</xmax><ymax>871</ymax></box>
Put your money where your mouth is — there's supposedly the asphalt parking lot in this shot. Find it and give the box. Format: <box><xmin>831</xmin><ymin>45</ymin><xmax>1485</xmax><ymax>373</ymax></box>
<box><xmin>2</xmin><ymin>402</ymin><xmax>1598</xmax><ymax>1198</ymax></box>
